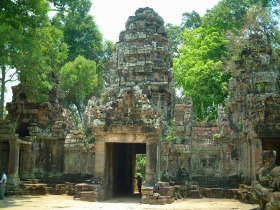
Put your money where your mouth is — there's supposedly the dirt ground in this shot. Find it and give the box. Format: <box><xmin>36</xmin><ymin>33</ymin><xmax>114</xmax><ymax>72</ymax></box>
<box><xmin>0</xmin><ymin>194</ymin><xmax>259</xmax><ymax>210</ymax></box>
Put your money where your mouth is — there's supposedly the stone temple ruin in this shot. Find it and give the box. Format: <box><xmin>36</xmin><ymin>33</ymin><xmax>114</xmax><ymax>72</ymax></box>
<box><xmin>0</xmin><ymin>7</ymin><xmax>279</xmax><ymax>208</ymax></box>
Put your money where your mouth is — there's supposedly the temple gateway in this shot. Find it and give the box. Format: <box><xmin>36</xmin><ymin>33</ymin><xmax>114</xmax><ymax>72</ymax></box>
<box><xmin>0</xmin><ymin>7</ymin><xmax>279</xmax><ymax>207</ymax></box>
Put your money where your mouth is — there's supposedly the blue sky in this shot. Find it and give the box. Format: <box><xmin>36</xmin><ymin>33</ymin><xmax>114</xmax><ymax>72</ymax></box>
<box><xmin>90</xmin><ymin>0</ymin><xmax>221</xmax><ymax>42</ymax></box>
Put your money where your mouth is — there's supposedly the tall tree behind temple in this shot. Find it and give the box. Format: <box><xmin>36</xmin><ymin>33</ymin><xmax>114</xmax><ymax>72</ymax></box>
<box><xmin>59</xmin><ymin>56</ymin><xmax>98</xmax><ymax>125</ymax></box>
<box><xmin>51</xmin><ymin>0</ymin><xmax>104</xmax><ymax>63</ymax></box>
<box><xmin>50</xmin><ymin>0</ymin><xmax>109</xmax><ymax>125</ymax></box>
<box><xmin>166</xmin><ymin>11</ymin><xmax>201</xmax><ymax>56</ymax></box>
<box><xmin>0</xmin><ymin>0</ymin><xmax>68</xmax><ymax>119</ymax></box>
<box><xmin>172</xmin><ymin>0</ymin><xmax>279</xmax><ymax>120</ymax></box>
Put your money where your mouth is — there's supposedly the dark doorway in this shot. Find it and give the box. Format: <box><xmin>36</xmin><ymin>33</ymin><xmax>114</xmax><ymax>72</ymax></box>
<box><xmin>262</xmin><ymin>137</ymin><xmax>280</xmax><ymax>166</ymax></box>
<box><xmin>0</xmin><ymin>142</ymin><xmax>9</xmax><ymax>171</ymax></box>
<box><xmin>106</xmin><ymin>143</ymin><xmax>146</xmax><ymax>197</ymax></box>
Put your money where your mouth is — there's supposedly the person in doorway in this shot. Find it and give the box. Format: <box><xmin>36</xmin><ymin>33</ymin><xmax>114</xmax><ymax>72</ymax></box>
<box><xmin>135</xmin><ymin>175</ymin><xmax>143</xmax><ymax>194</ymax></box>
<box><xmin>0</xmin><ymin>170</ymin><xmax>7</xmax><ymax>199</ymax></box>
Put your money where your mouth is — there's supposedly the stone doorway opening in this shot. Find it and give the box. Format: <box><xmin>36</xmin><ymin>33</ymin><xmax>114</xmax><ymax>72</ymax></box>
<box><xmin>262</xmin><ymin>137</ymin><xmax>280</xmax><ymax>166</ymax></box>
<box><xmin>0</xmin><ymin>141</ymin><xmax>9</xmax><ymax>170</ymax></box>
<box><xmin>106</xmin><ymin>143</ymin><xmax>146</xmax><ymax>198</ymax></box>
<box><xmin>17</xmin><ymin>122</ymin><xmax>29</xmax><ymax>137</ymax></box>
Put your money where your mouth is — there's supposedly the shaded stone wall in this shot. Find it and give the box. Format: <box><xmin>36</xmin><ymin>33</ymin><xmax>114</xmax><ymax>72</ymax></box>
<box><xmin>226</xmin><ymin>34</ymin><xmax>280</xmax><ymax>179</ymax></box>
<box><xmin>64</xmin><ymin>130</ymin><xmax>95</xmax><ymax>175</ymax></box>
<box><xmin>174</xmin><ymin>97</ymin><xmax>192</xmax><ymax>144</ymax></box>
<box><xmin>160</xmin><ymin>125</ymin><xmax>240</xmax><ymax>188</ymax></box>
<box><xmin>1</xmin><ymin>79</ymin><xmax>76</xmax><ymax>181</ymax></box>
<box><xmin>27</xmin><ymin>138</ymin><xmax>65</xmax><ymax>178</ymax></box>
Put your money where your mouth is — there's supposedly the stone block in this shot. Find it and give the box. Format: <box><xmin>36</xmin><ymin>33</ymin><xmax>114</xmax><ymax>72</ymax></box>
<box><xmin>141</xmin><ymin>187</ymin><xmax>154</xmax><ymax>196</ymax></box>
<box><xmin>80</xmin><ymin>191</ymin><xmax>97</xmax><ymax>202</ymax></box>
<box><xmin>159</xmin><ymin>186</ymin><xmax>174</xmax><ymax>197</ymax></box>
<box><xmin>157</xmin><ymin>181</ymin><xmax>169</xmax><ymax>187</ymax></box>
<box><xmin>202</xmin><ymin>188</ymin><xmax>224</xmax><ymax>198</ymax></box>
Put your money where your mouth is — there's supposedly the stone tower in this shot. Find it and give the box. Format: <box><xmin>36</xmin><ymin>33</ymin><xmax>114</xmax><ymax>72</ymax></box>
<box><xmin>84</xmin><ymin>7</ymin><xmax>175</xmax><ymax>199</ymax></box>
<box><xmin>106</xmin><ymin>7</ymin><xmax>174</xmax><ymax>122</ymax></box>
<box><xmin>226</xmin><ymin>33</ymin><xmax>280</xmax><ymax>178</ymax></box>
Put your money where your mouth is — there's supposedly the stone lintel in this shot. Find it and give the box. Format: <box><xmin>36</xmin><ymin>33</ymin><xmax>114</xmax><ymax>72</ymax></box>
<box><xmin>94</xmin><ymin>125</ymin><xmax>160</xmax><ymax>137</ymax></box>
<box><xmin>18</xmin><ymin>139</ymin><xmax>32</xmax><ymax>145</ymax></box>
<box><xmin>101</xmin><ymin>133</ymin><xmax>160</xmax><ymax>144</ymax></box>
<box><xmin>0</xmin><ymin>134</ymin><xmax>19</xmax><ymax>141</ymax></box>
<box><xmin>105</xmin><ymin>133</ymin><xmax>146</xmax><ymax>143</ymax></box>
<box><xmin>107</xmin><ymin>126</ymin><xmax>160</xmax><ymax>133</ymax></box>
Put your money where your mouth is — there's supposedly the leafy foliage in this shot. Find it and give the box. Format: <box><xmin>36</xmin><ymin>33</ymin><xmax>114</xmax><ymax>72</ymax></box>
<box><xmin>225</xmin><ymin>5</ymin><xmax>280</xmax><ymax>73</ymax></box>
<box><xmin>172</xmin><ymin>0</ymin><xmax>279</xmax><ymax>120</ymax></box>
<box><xmin>174</xmin><ymin>26</ymin><xmax>229</xmax><ymax>120</ymax></box>
<box><xmin>166</xmin><ymin>11</ymin><xmax>201</xmax><ymax>56</ymax></box>
<box><xmin>0</xmin><ymin>0</ymin><xmax>67</xmax><ymax>118</ymax></box>
<box><xmin>51</xmin><ymin>0</ymin><xmax>104</xmax><ymax>63</ymax></box>
<box><xmin>165</xmin><ymin>118</ymin><xmax>176</xmax><ymax>141</ymax></box>
<box><xmin>51</xmin><ymin>0</ymin><xmax>108</xmax><ymax>124</ymax></box>
<box><xmin>136</xmin><ymin>154</ymin><xmax>146</xmax><ymax>180</ymax></box>
<box><xmin>59</xmin><ymin>55</ymin><xmax>98</xmax><ymax>125</ymax></box>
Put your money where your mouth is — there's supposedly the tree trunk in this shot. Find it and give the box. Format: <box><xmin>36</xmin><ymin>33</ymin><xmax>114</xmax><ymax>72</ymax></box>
<box><xmin>0</xmin><ymin>65</ymin><xmax>6</xmax><ymax>119</ymax></box>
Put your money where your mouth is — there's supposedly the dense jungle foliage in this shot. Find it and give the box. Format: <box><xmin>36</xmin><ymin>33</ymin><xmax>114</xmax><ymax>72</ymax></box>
<box><xmin>0</xmin><ymin>0</ymin><xmax>279</xmax><ymax>123</ymax></box>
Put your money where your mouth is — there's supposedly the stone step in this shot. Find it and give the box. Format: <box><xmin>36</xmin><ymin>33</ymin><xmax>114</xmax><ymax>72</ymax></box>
<box><xmin>80</xmin><ymin>191</ymin><xmax>97</xmax><ymax>202</ymax></box>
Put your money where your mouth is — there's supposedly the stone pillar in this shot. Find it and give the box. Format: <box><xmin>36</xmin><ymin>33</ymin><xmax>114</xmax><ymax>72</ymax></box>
<box><xmin>8</xmin><ymin>138</ymin><xmax>21</xmax><ymax>186</ymax></box>
<box><xmin>156</xmin><ymin>137</ymin><xmax>161</xmax><ymax>182</ymax></box>
<box><xmin>145</xmin><ymin>140</ymin><xmax>158</xmax><ymax>186</ymax></box>
<box><xmin>94</xmin><ymin>135</ymin><xmax>105</xmax><ymax>178</ymax></box>
<box><xmin>253</xmin><ymin>138</ymin><xmax>262</xmax><ymax>179</ymax></box>
<box><xmin>249</xmin><ymin>139</ymin><xmax>254</xmax><ymax>178</ymax></box>
<box><xmin>20</xmin><ymin>143</ymin><xmax>33</xmax><ymax>179</ymax></box>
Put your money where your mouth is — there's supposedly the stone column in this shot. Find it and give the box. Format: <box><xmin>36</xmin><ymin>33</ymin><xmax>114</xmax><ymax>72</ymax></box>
<box><xmin>8</xmin><ymin>138</ymin><xmax>21</xmax><ymax>186</ymax></box>
<box><xmin>145</xmin><ymin>139</ymin><xmax>158</xmax><ymax>186</ymax></box>
<box><xmin>20</xmin><ymin>143</ymin><xmax>33</xmax><ymax>179</ymax></box>
<box><xmin>253</xmin><ymin>138</ymin><xmax>262</xmax><ymax>179</ymax></box>
<box><xmin>94</xmin><ymin>134</ymin><xmax>105</xmax><ymax>178</ymax></box>
<box><xmin>93</xmin><ymin>132</ymin><xmax>106</xmax><ymax>200</ymax></box>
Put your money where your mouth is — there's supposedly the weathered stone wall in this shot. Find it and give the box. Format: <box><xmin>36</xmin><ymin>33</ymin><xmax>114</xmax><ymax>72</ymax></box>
<box><xmin>64</xmin><ymin>130</ymin><xmax>95</xmax><ymax>176</ymax></box>
<box><xmin>28</xmin><ymin>138</ymin><xmax>65</xmax><ymax>178</ymax></box>
<box><xmin>160</xmin><ymin>101</ymin><xmax>242</xmax><ymax>188</ymax></box>
<box><xmin>1</xmin><ymin>80</ymin><xmax>77</xmax><ymax>181</ymax></box>
<box><xmin>160</xmin><ymin>127</ymin><xmax>240</xmax><ymax>188</ymax></box>
<box><xmin>225</xmin><ymin>35</ymin><xmax>280</xmax><ymax>179</ymax></box>
<box><xmin>174</xmin><ymin>97</ymin><xmax>192</xmax><ymax>144</ymax></box>
<box><xmin>1</xmin><ymin>7</ymin><xmax>279</xmax><ymax>206</ymax></box>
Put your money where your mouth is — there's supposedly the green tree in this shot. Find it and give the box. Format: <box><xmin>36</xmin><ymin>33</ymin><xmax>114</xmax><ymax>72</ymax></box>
<box><xmin>94</xmin><ymin>40</ymin><xmax>115</xmax><ymax>97</ymax></box>
<box><xmin>51</xmin><ymin>0</ymin><xmax>104</xmax><ymax>63</ymax></box>
<box><xmin>0</xmin><ymin>0</ymin><xmax>67</xmax><ymax>118</ymax></box>
<box><xmin>136</xmin><ymin>154</ymin><xmax>146</xmax><ymax>180</ymax></box>
<box><xmin>172</xmin><ymin>0</ymin><xmax>276</xmax><ymax>120</ymax></box>
<box><xmin>59</xmin><ymin>55</ymin><xmax>98</xmax><ymax>125</ymax></box>
<box><xmin>166</xmin><ymin>11</ymin><xmax>201</xmax><ymax>56</ymax></box>
<box><xmin>226</xmin><ymin>5</ymin><xmax>280</xmax><ymax>73</ymax></box>
<box><xmin>51</xmin><ymin>0</ymin><xmax>107</xmax><ymax>122</ymax></box>
<box><xmin>181</xmin><ymin>11</ymin><xmax>201</xmax><ymax>29</ymax></box>
<box><xmin>202</xmin><ymin>0</ymin><xmax>248</xmax><ymax>33</ymax></box>
<box><xmin>174</xmin><ymin>27</ymin><xmax>229</xmax><ymax>120</ymax></box>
